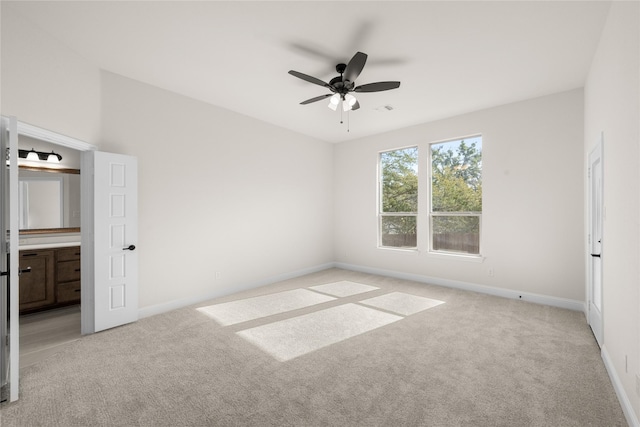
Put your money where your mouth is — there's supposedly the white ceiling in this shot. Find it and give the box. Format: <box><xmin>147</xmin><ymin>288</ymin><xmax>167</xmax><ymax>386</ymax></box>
<box><xmin>6</xmin><ymin>1</ymin><xmax>611</xmax><ymax>143</ymax></box>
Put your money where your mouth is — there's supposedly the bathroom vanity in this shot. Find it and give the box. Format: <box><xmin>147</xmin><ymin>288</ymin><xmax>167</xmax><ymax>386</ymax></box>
<box><xmin>17</xmin><ymin>164</ymin><xmax>82</xmax><ymax>314</ymax></box>
<box><xmin>18</xmin><ymin>243</ymin><xmax>81</xmax><ymax>314</ymax></box>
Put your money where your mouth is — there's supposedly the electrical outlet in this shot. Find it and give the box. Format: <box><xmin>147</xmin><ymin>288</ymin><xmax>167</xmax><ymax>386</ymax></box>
<box><xmin>215</xmin><ymin>271</ymin><xmax>221</xmax><ymax>280</ymax></box>
<box><xmin>488</xmin><ymin>268</ymin><xmax>494</xmax><ymax>277</ymax></box>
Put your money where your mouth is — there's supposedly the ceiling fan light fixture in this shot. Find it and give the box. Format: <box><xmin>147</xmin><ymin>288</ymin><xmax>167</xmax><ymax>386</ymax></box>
<box><xmin>328</xmin><ymin>93</ymin><xmax>340</xmax><ymax>111</ymax></box>
<box><xmin>343</xmin><ymin>94</ymin><xmax>357</xmax><ymax>111</ymax></box>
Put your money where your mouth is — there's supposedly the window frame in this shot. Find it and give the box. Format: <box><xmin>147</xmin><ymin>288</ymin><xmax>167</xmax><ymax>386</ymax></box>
<box><xmin>427</xmin><ymin>135</ymin><xmax>483</xmax><ymax>257</ymax></box>
<box><xmin>377</xmin><ymin>145</ymin><xmax>419</xmax><ymax>250</ymax></box>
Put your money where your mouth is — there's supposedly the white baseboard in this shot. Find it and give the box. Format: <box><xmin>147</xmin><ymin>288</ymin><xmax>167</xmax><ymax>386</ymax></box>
<box><xmin>334</xmin><ymin>262</ymin><xmax>585</xmax><ymax>312</ymax></box>
<box><xmin>602</xmin><ymin>346</ymin><xmax>640</xmax><ymax>427</ymax></box>
<box><xmin>137</xmin><ymin>262</ymin><xmax>335</xmax><ymax>319</ymax></box>
<box><xmin>140</xmin><ymin>261</ymin><xmax>586</xmax><ymax>319</ymax></box>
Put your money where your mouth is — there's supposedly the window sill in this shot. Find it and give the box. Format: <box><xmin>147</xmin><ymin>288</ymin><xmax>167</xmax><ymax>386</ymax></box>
<box><xmin>425</xmin><ymin>251</ymin><xmax>485</xmax><ymax>263</ymax></box>
<box><xmin>377</xmin><ymin>246</ymin><xmax>419</xmax><ymax>254</ymax></box>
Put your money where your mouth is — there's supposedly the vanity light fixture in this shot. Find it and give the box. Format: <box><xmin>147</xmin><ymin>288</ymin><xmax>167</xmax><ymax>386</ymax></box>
<box><xmin>18</xmin><ymin>148</ymin><xmax>63</xmax><ymax>163</ymax></box>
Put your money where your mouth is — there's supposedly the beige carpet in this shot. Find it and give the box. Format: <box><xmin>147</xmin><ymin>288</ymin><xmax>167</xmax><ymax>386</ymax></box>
<box><xmin>309</xmin><ymin>280</ymin><xmax>379</xmax><ymax>297</ymax></box>
<box><xmin>237</xmin><ymin>303</ymin><xmax>403</xmax><ymax>361</ymax></box>
<box><xmin>197</xmin><ymin>288</ymin><xmax>335</xmax><ymax>326</ymax></box>
<box><xmin>0</xmin><ymin>268</ymin><xmax>627</xmax><ymax>426</ymax></box>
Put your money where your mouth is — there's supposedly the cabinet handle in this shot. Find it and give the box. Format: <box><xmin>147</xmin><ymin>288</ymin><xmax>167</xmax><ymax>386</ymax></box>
<box><xmin>22</xmin><ymin>253</ymin><xmax>38</xmax><ymax>257</ymax></box>
<box><xmin>74</xmin><ymin>289</ymin><xmax>81</xmax><ymax>293</ymax></box>
<box><xmin>74</xmin><ymin>268</ymin><xmax>81</xmax><ymax>272</ymax></box>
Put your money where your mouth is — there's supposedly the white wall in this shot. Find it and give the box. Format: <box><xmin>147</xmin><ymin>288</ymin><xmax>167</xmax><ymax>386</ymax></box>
<box><xmin>99</xmin><ymin>71</ymin><xmax>334</xmax><ymax>312</ymax></box>
<box><xmin>0</xmin><ymin>7</ymin><xmax>101</xmax><ymax>144</ymax></box>
<box><xmin>334</xmin><ymin>89</ymin><xmax>585</xmax><ymax>303</ymax></box>
<box><xmin>1</xmin><ymin>8</ymin><xmax>334</xmax><ymax>314</ymax></box>
<box><xmin>584</xmin><ymin>1</ymin><xmax>640</xmax><ymax>422</ymax></box>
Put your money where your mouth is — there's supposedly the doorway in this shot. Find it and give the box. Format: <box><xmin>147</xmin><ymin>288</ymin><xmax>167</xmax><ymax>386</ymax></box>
<box><xmin>588</xmin><ymin>135</ymin><xmax>604</xmax><ymax>346</ymax></box>
<box><xmin>16</xmin><ymin>137</ymin><xmax>84</xmax><ymax>370</ymax></box>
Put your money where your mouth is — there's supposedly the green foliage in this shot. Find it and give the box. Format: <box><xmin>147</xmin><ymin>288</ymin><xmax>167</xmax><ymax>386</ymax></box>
<box><xmin>378</xmin><ymin>141</ymin><xmax>482</xmax><ymax>246</ymax></box>
<box><xmin>380</xmin><ymin>147</ymin><xmax>418</xmax><ymax>243</ymax></box>
<box><xmin>381</xmin><ymin>147</ymin><xmax>418</xmax><ymax>213</ymax></box>
<box><xmin>431</xmin><ymin>140</ymin><xmax>482</xmax><ymax>213</ymax></box>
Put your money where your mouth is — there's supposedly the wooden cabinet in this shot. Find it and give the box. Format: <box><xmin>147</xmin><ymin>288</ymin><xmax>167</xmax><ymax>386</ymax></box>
<box><xmin>19</xmin><ymin>246</ymin><xmax>81</xmax><ymax>314</ymax></box>
<box><xmin>55</xmin><ymin>247</ymin><xmax>81</xmax><ymax>305</ymax></box>
<box><xmin>18</xmin><ymin>250</ymin><xmax>55</xmax><ymax>312</ymax></box>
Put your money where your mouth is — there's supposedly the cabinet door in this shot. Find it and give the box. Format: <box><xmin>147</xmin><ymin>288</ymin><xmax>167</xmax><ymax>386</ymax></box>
<box><xmin>19</xmin><ymin>250</ymin><xmax>55</xmax><ymax>312</ymax></box>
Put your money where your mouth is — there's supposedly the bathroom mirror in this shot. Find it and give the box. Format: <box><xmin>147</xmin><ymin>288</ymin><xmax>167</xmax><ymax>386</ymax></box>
<box><xmin>18</xmin><ymin>166</ymin><xmax>80</xmax><ymax>234</ymax></box>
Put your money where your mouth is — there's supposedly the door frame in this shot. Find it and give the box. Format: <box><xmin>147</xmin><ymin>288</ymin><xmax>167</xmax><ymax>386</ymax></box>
<box><xmin>15</xmin><ymin>122</ymin><xmax>98</xmax><ymax>337</ymax></box>
<box><xmin>587</xmin><ymin>134</ymin><xmax>604</xmax><ymax>346</ymax></box>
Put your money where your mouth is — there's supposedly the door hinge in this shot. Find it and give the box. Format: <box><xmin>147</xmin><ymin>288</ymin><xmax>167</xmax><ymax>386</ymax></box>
<box><xmin>587</xmin><ymin>167</ymin><xmax>591</xmax><ymax>179</ymax></box>
<box><xmin>5</xmin><ymin>335</ymin><xmax>8</xmax><ymax>346</ymax></box>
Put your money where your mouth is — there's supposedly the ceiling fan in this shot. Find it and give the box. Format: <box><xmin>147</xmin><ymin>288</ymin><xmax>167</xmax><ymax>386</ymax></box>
<box><xmin>288</xmin><ymin>51</ymin><xmax>400</xmax><ymax>112</ymax></box>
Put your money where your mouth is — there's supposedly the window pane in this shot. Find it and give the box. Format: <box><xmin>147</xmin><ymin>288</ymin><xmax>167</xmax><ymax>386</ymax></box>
<box><xmin>381</xmin><ymin>216</ymin><xmax>417</xmax><ymax>248</ymax></box>
<box><xmin>381</xmin><ymin>147</ymin><xmax>418</xmax><ymax>213</ymax></box>
<box><xmin>432</xmin><ymin>216</ymin><xmax>479</xmax><ymax>254</ymax></box>
<box><xmin>431</xmin><ymin>137</ymin><xmax>482</xmax><ymax>212</ymax></box>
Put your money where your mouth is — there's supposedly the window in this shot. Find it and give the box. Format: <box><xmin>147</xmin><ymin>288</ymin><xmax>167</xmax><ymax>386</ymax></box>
<box><xmin>429</xmin><ymin>136</ymin><xmax>482</xmax><ymax>255</ymax></box>
<box><xmin>379</xmin><ymin>147</ymin><xmax>418</xmax><ymax>248</ymax></box>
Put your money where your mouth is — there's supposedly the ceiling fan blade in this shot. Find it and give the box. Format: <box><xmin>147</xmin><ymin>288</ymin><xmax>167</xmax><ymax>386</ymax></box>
<box><xmin>354</xmin><ymin>81</ymin><xmax>401</xmax><ymax>93</ymax></box>
<box><xmin>288</xmin><ymin>70</ymin><xmax>330</xmax><ymax>88</ymax></box>
<box><xmin>343</xmin><ymin>52</ymin><xmax>368</xmax><ymax>84</ymax></box>
<box><xmin>351</xmin><ymin>100</ymin><xmax>361</xmax><ymax>111</ymax></box>
<box><xmin>300</xmin><ymin>94</ymin><xmax>333</xmax><ymax>105</ymax></box>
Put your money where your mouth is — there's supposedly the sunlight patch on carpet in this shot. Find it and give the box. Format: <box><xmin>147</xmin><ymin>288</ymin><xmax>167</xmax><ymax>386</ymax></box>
<box><xmin>359</xmin><ymin>292</ymin><xmax>445</xmax><ymax>316</ymax></box>
<box><xmin>237</xmin><ymin>303</ymin><xmax>402</xmax><ymax>361</ymax></box>
<box><xmin>197</xmin><ymin>289</ymin><xmax>336</xmax><ymax>326</ymax></box>
<box><xmin>309</xmin><ymin>281</ymin><xmax>379</xmax><ymax>297</ymax></box>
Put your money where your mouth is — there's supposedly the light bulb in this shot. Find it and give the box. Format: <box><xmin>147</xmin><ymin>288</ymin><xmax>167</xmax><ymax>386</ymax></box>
<box><xmin>26</xmin><ymin>149</ymin><xmax>39</xmax><ymax>161</ymax></box>
<box><xmin>343</xmin><ymin>94</ymin><xmax>357</xmax><ymax>111</ymax></box>
<box><xmin>47</xmin><ymin>152</ymin><xmax>60</xmax><ymax>163</ymax></box>
<box><xmin>328</xmin><ymin>93</ymin><xmax>340</xmax><ymax>111</ymax></box>
<box><xmin>345</xmin><ymin>94</ymin><xmax>357</xmax><ymax>107</ymax></box>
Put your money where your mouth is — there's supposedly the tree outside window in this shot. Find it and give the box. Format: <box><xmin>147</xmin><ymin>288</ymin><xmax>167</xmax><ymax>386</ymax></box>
<box><xmin>379</xmin><ymin>147</ymin><xmax>418</xmax><ymax>248</ymax></box>
<box><xmin>430</xmin><ymin>136</ymin><xmax>482</xmax><ymax>255</ymax></box>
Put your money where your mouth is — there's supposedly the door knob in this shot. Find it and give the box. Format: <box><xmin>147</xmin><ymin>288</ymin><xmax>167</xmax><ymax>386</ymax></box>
<box><xmin>123</xmin><ymin>245</ymin><xmax>136</xmax><ymax>251</ymax></box>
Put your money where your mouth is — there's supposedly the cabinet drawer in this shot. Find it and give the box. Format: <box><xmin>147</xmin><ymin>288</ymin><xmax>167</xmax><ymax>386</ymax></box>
<box><xmin>57</xmin><ymin>246</ymin><xmax>81</xmax><ymax>262</ymax></box>
<box><xmin>57</xmin><ymin>260</ymin><xmax>81</xmax><ymax>282</ymax></box>
<box><xmin>57</xmin><ymin>281</ymin><xmax>81</xmax><ymax>303</ymax></box>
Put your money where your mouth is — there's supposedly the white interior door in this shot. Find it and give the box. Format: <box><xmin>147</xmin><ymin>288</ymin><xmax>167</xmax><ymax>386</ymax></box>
<box><xmin>588</xmin><ymin>138</ymin><xmax>604</xmax><ymax>347</ymax></box>
<box><xmin>82</xmin><ymin>151</ymin><xmax>138</xmax><ymax>333</ymax></box>
<box><xmin>1</xmin><ymin>116</ymin><xmax>20</xmax><ymax>402</ymax></box>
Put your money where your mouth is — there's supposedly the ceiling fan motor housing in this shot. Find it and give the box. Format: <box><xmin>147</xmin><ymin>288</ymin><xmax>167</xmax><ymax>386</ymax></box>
<box><xmin>331</xmin><ymin>63</ymin><xmax>354</xmax><ymax>94</ymax></box>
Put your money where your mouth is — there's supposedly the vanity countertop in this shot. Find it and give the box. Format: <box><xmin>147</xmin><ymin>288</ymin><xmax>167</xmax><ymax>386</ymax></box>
<box><xmin>18</xmin><ymin>233</ymin><xmax>81</xmax><ymax>251</ymax></box>
<box><xmin>19</xmin><ymin>242</ymin><xmax>81</xmax><ymax>251</ymax></box>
